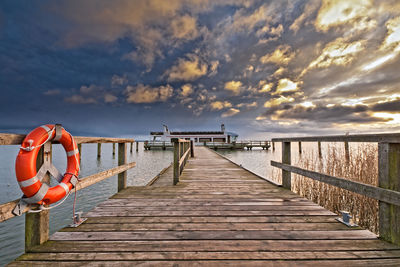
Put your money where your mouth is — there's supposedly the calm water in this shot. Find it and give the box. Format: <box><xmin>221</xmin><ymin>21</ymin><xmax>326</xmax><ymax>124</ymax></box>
<box><xmin>0</xmin><ymin>141</ymin><xmax>340</xmax><ymax>265</ymax></box>
<box><xmin>216</xmin><ymin>142</ymin><xmax>328</xmax><ymax>184</ymax></box>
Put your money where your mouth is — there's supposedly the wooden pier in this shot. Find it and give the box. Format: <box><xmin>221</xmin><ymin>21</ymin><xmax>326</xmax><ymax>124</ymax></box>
<box><xmin>144</xmin><ymin>140</ymin><xmax>271</xmax><ymax>150</ymax></box>
<box><xmin>9</xmin><ymin>146</ymin><xmax>400</xmax><ymax>266</ymax></box>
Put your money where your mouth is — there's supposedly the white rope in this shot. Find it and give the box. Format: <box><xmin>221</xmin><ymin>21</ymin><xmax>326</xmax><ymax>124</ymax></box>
<box><xmin>20</xmin><ymin>128</ymin><xmax>55</xmax><ymax>151</ymax></box>
<box><xmin>27</xmin><ymin>191</ymin><xmax>71</xmax><ymax>213</ymax></box>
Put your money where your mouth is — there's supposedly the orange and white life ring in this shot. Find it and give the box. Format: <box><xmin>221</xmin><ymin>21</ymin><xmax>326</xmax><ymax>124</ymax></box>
<box><xmin>15</xmin><ymin>124</ymin><xmax>80</xmax><ymax>205</ymax></box>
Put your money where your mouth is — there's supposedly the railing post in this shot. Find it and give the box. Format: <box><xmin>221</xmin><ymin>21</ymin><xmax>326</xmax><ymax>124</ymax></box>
<box><xmin>173</xmin><ymin>139</ymin><xmax>179</xmax><ymax>185</ymax></box>
<box><xmin>136</xmin><ymin>141</ymin><xmax>139</xmax><ymax>152</ymax></box>
<box><xmin>112</xmin><ymin>143</ymin><xmax>116</xmax><ymax>156</ymax></box>
<box><xmin>298</xmin><ymin>141</ymin><xmax>302</xmax><ymax>155</ymax></box>
<box><xmin>318</xmin><ymin>141</ymin><xmax>322</xmax><ymax>158</ymax></box>
<box><xmin>25</xmin><ymin>142</ymin><xmax>51</xmax><ymax>252</ymax></box>
<box><xmin>378</xmin><ymin>143</ymin><xmax>400</xmax><ymax>245</ymax></box>
<box><xmin>190</xmin><ymin>140</ymin><xmax>194</xmax><ymax>157</ymax></box>
<box><xmin>118</xmin><ymin>143</ymin><xmax>127</xmax><ymax>191</ymax></box>
<box><xmin>130</xmin><ymin>142</ymin><xmax>133</xmax><ymax>153</ymax></box>
<box><xmin>344</xmin><ymin>141</ymin><xmax>350</xmax><ymax>162</ymax></box>
<box><xmin>97</xmin><ymin>143</ymin><xmax>101</xmax><ymax>158</ymax></box>
<box><xmin>272</xmin><ymin>141</ymin><xmax>275</xmax><ymax>151</ymax></box>
<box><xmin>282</xmin><ymin>142</ymin><xmax>291</xmax><ymax>190</ymax></box>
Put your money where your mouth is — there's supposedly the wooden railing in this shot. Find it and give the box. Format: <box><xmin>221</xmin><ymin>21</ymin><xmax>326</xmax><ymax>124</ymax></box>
<box><xmin>204</xmin><ymin>140</ymin><xmax>271</xmax><ymax>150</ymax></box>
<box><xmin>236</xmin><ymin>140</ymin><xmax>271</xmax><ymax>145</ymax></box>
<box><xmin>271</xmin><ymin>133</ymin><xmax>400</xmax><ymax>245</ymax></box>
<box><xmin>143</xmin><ymin>141</ymin><xmax>173</xmax><ymax>150</ymax></box>
<box><xmin>0</xmin><ymin>133</ymin><xmax>136</xmax><ymax>252</ymax></box>
<box><xmin>172</xmin><ymin>138</ymin><xmax>193</xmax><ymax>185</ymax></box>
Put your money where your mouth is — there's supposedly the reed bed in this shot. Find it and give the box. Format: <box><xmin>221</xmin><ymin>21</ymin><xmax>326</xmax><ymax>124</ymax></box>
<box><xmin>274</xmin><ymin>143</ymin><xmax>379</xmax><ymax>233</ymax></box>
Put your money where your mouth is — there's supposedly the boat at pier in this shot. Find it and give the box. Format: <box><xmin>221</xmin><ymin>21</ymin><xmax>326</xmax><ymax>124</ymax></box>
<box><xmin>144</xmin><ymin>124</ymin><xmax>270</xmax><ymax>150</ymax></box>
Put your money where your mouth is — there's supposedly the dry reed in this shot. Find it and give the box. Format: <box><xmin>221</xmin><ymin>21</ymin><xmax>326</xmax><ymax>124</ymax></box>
<box><xmin>274</xmin><ymin>143</ymin><xmax>379</xmax><ymax>233</ymax></box>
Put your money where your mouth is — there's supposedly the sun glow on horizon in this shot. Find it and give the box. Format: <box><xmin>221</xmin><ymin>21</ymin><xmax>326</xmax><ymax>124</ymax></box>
<box><xmin>373</xmin><ymin>112</ymin><xmax>400</xmax><ymax>125</ymax></box>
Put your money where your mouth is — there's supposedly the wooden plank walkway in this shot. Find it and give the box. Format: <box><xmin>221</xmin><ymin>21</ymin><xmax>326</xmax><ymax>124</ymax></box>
<box><xmin>10</xmin><ymin>147</ymin><xmax>400</xmax><ymax>266</ymax></box>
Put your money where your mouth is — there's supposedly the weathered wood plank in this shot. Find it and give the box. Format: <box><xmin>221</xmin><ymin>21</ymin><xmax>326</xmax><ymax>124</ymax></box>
<box><xmin>76</xmin><ymin>162</ymin><xmax>136</xmax><ymax>192</ymax></box>
<box><xmin>82</xmin><ymin>216</ymin><xmax>338</xmax><ymax>224</ymax></box>
<box><xmin>179</xmin><ymin>148</ymin><xmax>190</xmax><ymax>166</ymax></box>
<box><xmin>110</xmin><ymin>187</ymin><xmax>284</xmax><ymax>193</ymax></box>
<box><xmin>75</xmin><ymin>136</ymin><xmax>134</xmax><ymax>144</ymax></box>
<box><xmin>272</xmin><ymin>133</ymin><xmax>400</xmax><ymax>143</ymax></box>
<box><xmin>61</xmin><ymin>222</ymin><xmax>357</xmax><ymax>231</ymax></box>
<box><xmin>173</xmin><ymin>140</ymin><xmax>179</xmax><ymax>185</ymax></box>
<box><xmin>117</xmin><ymin>143</ymin><xmax>127</xmax><ymax>191</ymax></box>
<box><xmin>110</xmin><ymin>194</ymin><xmax>326</xmax><ymax>199</ymax></box>
<box><xmin>97</xmin><ymin>199</ymin><xmax>317</xmax><ymax>206</ymax></box>
<box><xmin>88</xmin><ymin>205</ymin><xmax>328</xmax><ymax>211</ymax></box>
<box><xmin>0</xmin><ymin>133</ymin><xmax>134</xmax><ymax>145</ymax></box>
<box><xmin>0</xmin><ymin>133</ymin><xmax>25</xmax><ymax>145</ymax></box>
<box><xmin>146</xmin><ymin>163</ymin><xmax>173</xmax><ymax>186</ymax></box>
<box><xmin>50</xmin><ymin>230</ymin><xmax>377</xmax><ymax>241</ymax></box>
<box><xmin>16</xmin><ymin>250</ymin><xmax>400</xmax><ymax>261</ymax></box>
<box><xmin>9</xmin><ymin>259</ymin><xmax>400</xmax><ymax>267</ymax></box>
<box><xmin>282</xmin><ymin>141</ymin><xmax>291</xmax><ymax>189</ymax></box>
<box><xmin>206</xmin><ymin>150</ymin><xmax>283</xmax><ymax>187</ymax></box>
<box><xmin>379</xmin><ymin>143</ymin><xmax>400</xmax><ymax>245</ymax></box>
<box><xmin>85</xmin><ymin>210</ymin><xmax>336</xmax><ymax>217</ymax></box>
<box><xmin>97</xmin><ymin>143</ymin><xmax>101</xmax><ymax>158</ymax></box>
<box><xmin>30</xmin><ymin>239</ymin><xmax>399</xmax><ymax>253</ymax></box>
<box><xmin>111</xmin><ymin>194</ymin><xmax>312</xmax><ymax>200</ymax></box>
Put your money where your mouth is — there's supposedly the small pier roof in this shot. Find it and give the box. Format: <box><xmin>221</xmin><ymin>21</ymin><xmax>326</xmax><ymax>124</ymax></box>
<box><xmin>227</xmin><ymin>131</ymin><xmax>238</xmax><ymax>137</ymax></box>
<box><xmin>151</xmin><ymin>131</ymin><xmax>229</xmax><ymax>135</ymax></box>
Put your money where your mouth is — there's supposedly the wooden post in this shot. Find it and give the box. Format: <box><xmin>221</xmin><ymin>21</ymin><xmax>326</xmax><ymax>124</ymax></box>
<box><xmin>130</xmin><ymin>142</ymin><xmax>133</xmax><ymax>153</ymax></box>
<box><xmin>78</xmin><ymin>143</ymin><xmax>82</xmax><ymax>161</ymax></box>
<box><xmin>344</xmin><ymin>141</ymin><xmax>350</xmax><ymax>162</ymax></box>
<box><xmin>136</xmin><ymin>141</ymin><xmax>139</xmax><ymax>152</ymax></box>
<box><xmin>378</xmin><ymin>143</ymin><xmax>400</xmax><ymax>245</ymax></box>
<box><xmin>173</xmin><ymin>139</ymin><xmax>179</xmax><ymax>185</ymax></box>
<box><xmin>272</xmin><ymin>141</ymin><xmax>275</xmax><ymax>151</ymax></box>
<box><xmin>97</xmin><ymin>143</ymin><xmax>101</xmax><ymax>158</ymax></box>
<box><xmin>25</xmin><ymin>142</ymin><xmax>51</xmax><ymax>252</ymax></box>
<box><xmin>112</xmin><ymin>143</ymin><xmax>116</xmax><ymax>156</ymax></box>
<box><xmin>118</xmin><ymin>143</ymin><xmax>127</xmax><ymax>191</ymax></box>
<box><xmin>318</xmin><ymin>141</ymin><xmax>322</xmax><ymax>158</ymax></box>
<box><xmin>282</xmin><ymin>142</ymin><xmax>291</xmax><ymax>190</ymax></box>
<box><xmin>298</xmin><ymin>141</ymin><xmax>302</xmax><ymax>155</ymax></box>
<box><xmin>190</xmin><ymin>140</ymin><xmax>194</xmax><ymax>157</ymax></box>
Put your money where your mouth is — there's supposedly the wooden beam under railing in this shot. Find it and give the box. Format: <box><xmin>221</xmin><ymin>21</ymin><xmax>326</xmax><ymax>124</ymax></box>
<box><xmin>0</xmin><ymin>161</ymin><xmax>136</xmax><ymax>223</ymax></box>
<box><xmin>0</xmin><ymin>133</ymin><xmax>134</xmax><ymax>145</ymax></box>
<box><xmin>0</xmin><ymin>132</ymin><xmax>136</xmax><ymax>252</ymax></box>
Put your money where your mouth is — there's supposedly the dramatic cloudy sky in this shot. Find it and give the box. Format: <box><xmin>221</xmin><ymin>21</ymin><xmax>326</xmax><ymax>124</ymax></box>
<box><xmin>1</xmin><ymin>0</ymin><xmax>400</xmax><ymax>138</ymax></box>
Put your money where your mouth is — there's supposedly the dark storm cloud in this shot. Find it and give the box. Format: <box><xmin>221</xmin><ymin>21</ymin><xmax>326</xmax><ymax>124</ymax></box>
<box><xmin>371</xmin><ymin>98</ymin><xmax>400</xmax><ymax>112</ymax></box>
<box><xmin>0</xmin><ymin>0</ymin><xmax>399</xmax><ymax>138</ymax></box>
<box><xmin>267</xmin><ymin>104</ymin><xmax>389</xmax><ymax>124</ymax></box>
